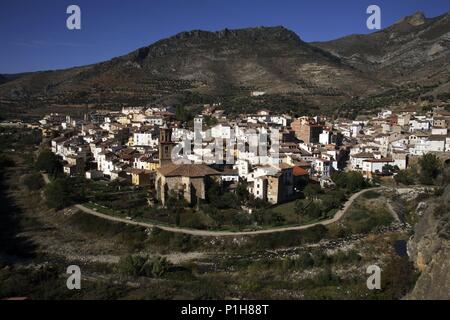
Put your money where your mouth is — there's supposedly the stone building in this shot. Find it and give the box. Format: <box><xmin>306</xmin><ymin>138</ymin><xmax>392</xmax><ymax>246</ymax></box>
<box><xmin>155</xmin><ymin>164</ymin><xmax>221</xmax><ymax>206</ymax></box>
<box><xmin>291</xmin><ymin>117</ymin><xmax>323</xmax><ymax>143</ymax></box>
<box><xmin>158</xmin><ymin>125</ymin><xmax>175</xmax><ymax>166</ymax></box>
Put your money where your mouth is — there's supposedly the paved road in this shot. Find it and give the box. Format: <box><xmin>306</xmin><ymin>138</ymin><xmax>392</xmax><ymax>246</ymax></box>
<box><xmin>74</xmin><ymin>187</ymin><xmax>385</xmax><ymax>237</ymax></box>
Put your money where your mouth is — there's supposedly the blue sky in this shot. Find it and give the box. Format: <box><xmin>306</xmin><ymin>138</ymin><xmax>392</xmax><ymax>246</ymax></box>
<box><xmin>0</xmin><ymin>0</ymin><xmax>449</xmax><ymax>74</ymax></box>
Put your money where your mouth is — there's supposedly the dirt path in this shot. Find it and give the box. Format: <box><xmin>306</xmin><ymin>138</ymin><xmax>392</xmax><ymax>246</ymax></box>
<box><xmin>69</xmin><ymin>187</ymin><xmax>386</xmax><ymax>237</ymax></box>
<box><xmin>43</xmin><ymin>174</ymin><xmax>405</xmax><ymax>237</ymax></box>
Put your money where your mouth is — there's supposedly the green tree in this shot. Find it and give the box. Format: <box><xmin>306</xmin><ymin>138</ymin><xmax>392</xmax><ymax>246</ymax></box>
<box><xmin>207</xmin><ymin>180</ymin><xmax>222</xmax><ymax>204</ymax></box>
<box><xmin>22</xmin><ymin>173</ymin><xmax>45</xmax><ymax>191</ymax></box>
<box><xmin>418</xmin><ymin>153</ymin><xmax>441</xmax><ymax>185</ymax></box>
<box><xmin>150</xmin><ymin>256</ymin><xmax>171</xmax><ymax>277</ymax></box>
<box><xmin>295</xmin><ymin>199</ymin><xmax>307</xmax><ymax>215</ymax></box>
<box><xmin>236</xmin><ymin>181</ymin><xmax>249</xmax><ymax>204</ymax></box>
<box><xmin>116</xmin><ymin>255</ymin><xmax>147</xmax><ymax>277</ymax></box>
<box><xmin>43</xmin><ymin>179</ymin><xmax>71</xmax><ymax>209</ymax></box>
<box><xmin>204</xmin><ymin>116</ymin><xmax>218</xmax><ymax>127</ymax></box>
<box><xmin>116</xmin><ymin>255</ymin><xmax>171</xmax><ymax>278</ymax></box>
<box><xmin>394</xmin><ymin>169</ymin><xmax>415</xmax><ymax>185</ymax></box>
<box><xmin>35</xmin><ymin>149</ymin><xmax>62</xmax><ymax>177</ymax></box>
<box><xmin>331</xmin><ymin>171</ymin><xmax>367</xmax><ymax>192</ymax></box>
<box><xmin>345</xmin><ymin>171</ymin><xmax>367</xmax><ymax>192</ymax></box>
<box><xmin>321</xmin><ymin>195</ymin><xmax>340</xmax><ymax>212</ymax></box>
<box><xmin>166</xmin><ymin>191</ymin><xmax>187</xmax><ymax>225</ymax></box>
<box><xmin>216</xmin><ymin>192</ymin><xmax>238</xmax><ymax>209</ymax></box>
<box><xmin>175</xmin><ymin>105</ymin><xmax>194</xmax><ymax>123</ymax></box>
<box><xmin>382</xmin><ymin>164</ymin><xmax>394</xmax><ymax>174</ymax></box>
<box><xmin>305</xmin><ymin>201</ymin><xmax>322</xmax><ymax>219</ymax></box>
<box><xmin>303</xmin><ymin>184</ymin><xmax>321</xmax><ymax>199</ymax></box>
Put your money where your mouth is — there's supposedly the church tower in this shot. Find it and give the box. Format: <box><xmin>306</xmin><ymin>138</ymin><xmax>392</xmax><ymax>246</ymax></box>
<box><xmin>159</xmin><ymin>124</ymin><xmax>175</xmax><ymax>166</ymax></box>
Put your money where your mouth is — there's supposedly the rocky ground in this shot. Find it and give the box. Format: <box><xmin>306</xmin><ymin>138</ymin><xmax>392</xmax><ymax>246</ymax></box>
<box><xmin>406</xmin><ymin>186</ymin><xmax>450</xmax><ymax>300</ymax></box>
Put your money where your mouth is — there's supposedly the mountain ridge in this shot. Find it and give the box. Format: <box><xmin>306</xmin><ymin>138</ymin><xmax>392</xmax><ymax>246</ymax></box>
<box><xmin>312</xmin><ymin>11</ymin><xmax>450</xmax><ymax>87</ymax></box>
<box><xmin>1</xmin><ymin>11</ymin><xmax>449</xmax><ymax>109</ymax></box>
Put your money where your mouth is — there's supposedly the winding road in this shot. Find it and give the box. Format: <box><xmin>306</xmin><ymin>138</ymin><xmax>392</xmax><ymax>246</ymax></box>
<box><xmin>61</xmin><ymin>181</ymin><xmax>385</xmax><ymax>237</ymax></box>
<box><xmin>79</xmin><ymin>187</ymin><xmax>379</xmax><ymax>236</ymax></box>
<box><xmin>43</xmin><ymin>174</ymin><xmax>388</xmax><ymax>236</ymax></box>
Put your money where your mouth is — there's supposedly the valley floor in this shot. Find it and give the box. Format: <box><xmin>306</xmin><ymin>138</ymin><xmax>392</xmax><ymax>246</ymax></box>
<box><xmin>0</xmin><ymin>151</ymin><xmax>422</xmax><ymax>300</ymax></box>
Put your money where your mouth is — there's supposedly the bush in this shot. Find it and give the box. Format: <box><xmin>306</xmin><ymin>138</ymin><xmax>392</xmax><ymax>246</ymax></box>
<box><xmin>419</xmin><ymin>153</ymin><xmax>441</xmax><ymax>184</ymax></box>
<box><xmin>22</xmin><ymin>173</ymin><xmax>45</xmax><ymax>191</ymax></box>
<box><xmin>255</xmin><ymin>210</ymin><xmax>285</xmax><ymax>226</ymax></box>
<box><xmin>303</xmin><ymin>184</ymin><xmax>322</xmax><ymax>199</ymax></box>
<box><xmin>305</xmin><ymin>201</ymin><xmax>322</xmax><ymax>219</ymax></box>
<box><xmin>379</xmin><ymin>256</ymin><xmax>418</xmax><ymax>299</ymax></box>
<box><xmin>332</xmin><ymin>171</ymin><xmax>368</xmax><ymax>192</ymax></box>
<box><xmin>232</xmin><ymin>212</ymin><xmax>252</xmax><ymax>228</ymax></box>
<box><xmin>346</xmin><ymin>209</ymin><xmax>393</xmax><ymax>234</ymax></box>
<box><xmin>216</xmin><ymin>193</ymin><xmax>239</xmax><ymax>209</ymax></box>
<box><xmin>116</xmin><ymin>255</ymin><xmax>171</xmax><ymax>278</ymax></box>
<box><xmin>43</xmin><ymin>177</ymin><xmax>86</xmax><ymax>209</ymax></box>
<box><xmin>282</xmin><ymin>252</ymin><xmax>316</xmax><ymax>270</ymax></box>
<box><xmin>0</xmin><ymin>154</ymin><xmax>14</xmax><ymax>169</ymax></box>
<box><xmin>362</xmin><ymin>190</ymin><xmax>381</xmax><ymax>199</ymax></box>
<box><xmin>35</xmin><ymin>149</ymin><xmax>62</xmax><ymax>177</ymax></box>
<box><xmin>301</xmin><ymin>224</ymin><xmax>328</xmax><ymax>242</ymax></box>
<box><xmin>44</xmin><ymin>179</ymin><xmax>72</xmax><ymax>209</ymax></box>
<box><xmin>394</xmin><ymin>169</ymin><xmax>415</xmax><ymax>185</ymax></box>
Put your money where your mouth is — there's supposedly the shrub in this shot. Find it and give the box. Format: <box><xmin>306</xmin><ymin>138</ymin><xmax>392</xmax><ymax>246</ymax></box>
<box><xmin>116</xmin><ymin>255</ymin><xmax>171</xmax><ymax>278</ymax></box>
<box><xmin>419</xmin><ymin>153</ymin><xmax>441</xmax><ymax>184</ymax></box>
<box><xmin>394</xmin><ymin>169</ymin><xmax>415</xmax><ymax>185</ymax></box>
<box><xmin>22</xmin><ymin>173</ymin><xmax>45</xmax><ymax>191</ymax></box>
<box><xmin>303</xmin><ymin>184</ymin><xmax>322</xmax><ymax>199</ymax></box>
<box><xmin>0</xmin><ymin>154</ymin><xmax>14</xmax><ymax>169</ymax></box>
<box><xmin>362</xmin><ymin>190</ymin><xmax>381</xmax><ymax>199</ymax></box>
<box><xmin>35</xmin><ymin>149</ymin><xmax>62</xmax><ymax>177</ymax></box>
<box><xmin>332</xmin><ymin>171</ymin><xmax>368</xmax><ymax>192</ymax></box>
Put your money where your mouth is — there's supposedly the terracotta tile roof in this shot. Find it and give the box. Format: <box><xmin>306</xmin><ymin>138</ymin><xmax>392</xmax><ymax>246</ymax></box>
<box><xmin>157</xmin><ymin>164</ymin><xmax>220</xmax><ymax>177</ymax></box>
<box><xmin>351</xmin><ymin>152</ymin><xmax>374</xmax><ymax>158</ymax></box>
<box><xmin>293</xmin><ymin>166</ymin><xmax>309</xmax><ymax>176</ymax></box>
<box><xmin>126</xmin><ymin>168</ymin><xmax>154</xmax><ymax>175</ymax></box>
<box><xmin>363</xmin><ymin>158</ymin><xmax>394</xmax><ymax>163</ymax></box>
<box><xmin>295</xmin><ymin>160</ymin><xmax>311</xmax><ymax>167</ymax></box>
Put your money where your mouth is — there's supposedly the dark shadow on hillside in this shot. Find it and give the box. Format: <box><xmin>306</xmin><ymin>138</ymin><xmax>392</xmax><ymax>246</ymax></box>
<box><xmin>0</xmin><ymin>172</ymin><xmax>37</xmax><ymax>263</ymax></box>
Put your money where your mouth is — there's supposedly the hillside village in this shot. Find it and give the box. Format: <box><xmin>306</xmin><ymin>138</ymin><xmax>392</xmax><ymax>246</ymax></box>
<box><xmin>34</xmin><ymin>100</ymin><xmax>450</xmax><ymax>210</ymax></box>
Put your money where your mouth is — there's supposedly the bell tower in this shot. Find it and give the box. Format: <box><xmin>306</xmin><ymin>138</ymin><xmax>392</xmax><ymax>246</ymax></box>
<box><xmin>159</xmin><ymin>124</ymin><xmax>175</xmax><ymax>166</ymax></box>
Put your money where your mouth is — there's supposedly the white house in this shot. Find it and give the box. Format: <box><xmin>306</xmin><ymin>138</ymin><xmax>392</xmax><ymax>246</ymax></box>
<box><xmin>234</xmin><ymin>159</ymin><xmax>251</xmax><ymax>178</ymax></box>
<box><xmin>211</xmin><ymin>124</ymin><xmax>232</xmax><ymax>140</ymax></box>
<box><xmin>362</xmin><ymin>158</ymin><xmax>394</xmax><ymax>178</ymax></box>
<box><xmin>312</xmin><ymin>158</ymin><xmax>331</xmax><ymax>177</ymax></box>
<box><xmin>133</xmin><ymin>131</ymin><xmax>158</xmax><ymax>147</ymax></box>
<box><xmin>409</xmin><ymin>119</ymin><xmax>431</xmax><ymax>132</ymax></box>
<box><xmin>410</xmin><ymin>136</ymin><xmax>446</xmax><ymax>155</ymax></box>
<box><xmin>319</xmin><ymin>130</ymin><xmax>331</xmax><ymax>145</ymax></box>
<box><xmin>350</xmin><ymin>152</ymin><xmax>374</xmax><ymax>170</ymax></box>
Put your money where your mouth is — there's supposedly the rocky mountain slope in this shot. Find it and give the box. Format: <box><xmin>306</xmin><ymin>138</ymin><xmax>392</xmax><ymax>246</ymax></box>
<box><xmin>0</xmin><ymin>11</ymin><xmax>448</xmax><ymax>109</ymax></box>
<box><xmin>313</xmin><ymin>11</ymin><xmax>450</xmax><ymax>88</ymax></box>
<box><xmin>406</xmin><ymin>186</ymin><xmax>450</xmax><ymax>300</ymax></box>
<box><xmin>0</xmin><ymin>26</ymin><xmax>383</xmax><ymax>107</ymax></box>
